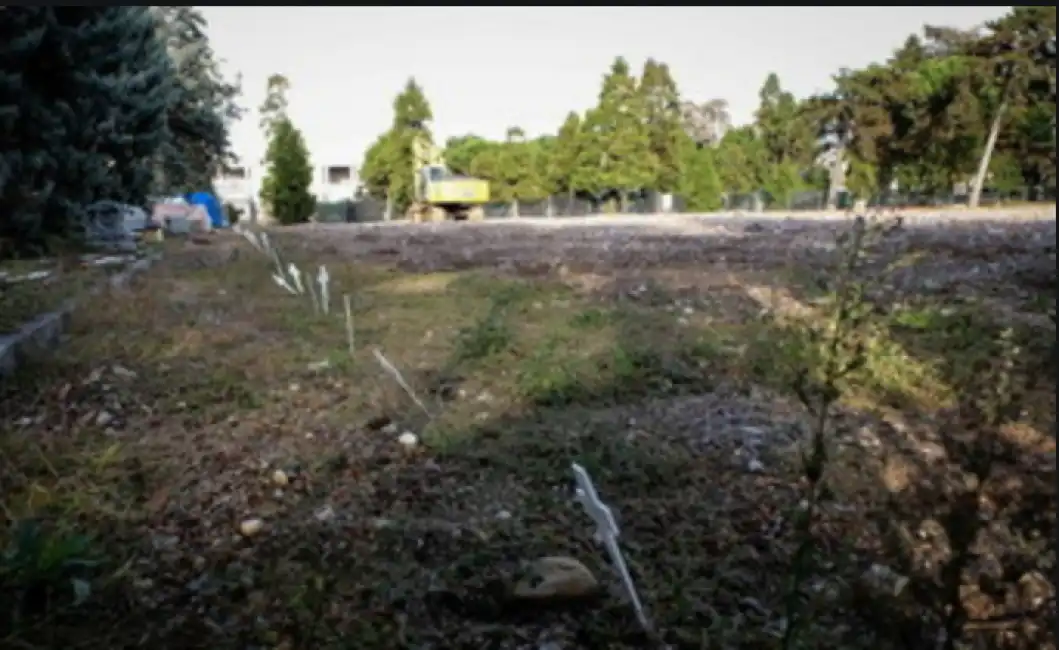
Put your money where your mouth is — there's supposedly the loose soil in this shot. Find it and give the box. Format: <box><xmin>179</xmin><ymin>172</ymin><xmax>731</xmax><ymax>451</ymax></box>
<box><xmin>1</xmin><ymin>215</ymin><xmax>1054</xmax><ymax>649</ymax></box>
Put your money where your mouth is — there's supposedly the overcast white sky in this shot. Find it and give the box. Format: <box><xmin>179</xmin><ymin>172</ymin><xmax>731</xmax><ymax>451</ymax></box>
<box><xmin>201</xmin><ymin>6</ymin><xmax>1010</xmax><ymax>171</ymax></box>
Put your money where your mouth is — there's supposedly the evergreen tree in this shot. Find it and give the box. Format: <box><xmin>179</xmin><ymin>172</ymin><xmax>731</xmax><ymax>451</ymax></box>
<box><xmin>360</xmin><ymin>131</ymin><xmax>397</xmax><ymax>200</ymax></box>
<box><xmin>0</xmin><ymin>8</ymin><xmax>54</xmax><ymax>250</ymax></box>
<box><xmin>754</xmin><ymin>73</ymin><xmax>815</xmax><ymax>205</ymax></box>
<box><xmin>0</xmin><ymin>8</ymin><xmax>176</xmax><ymax>252</ymax></box>
<box><xmin>151</xmin><ymin>6</ymin><xmax>241</xmax><ymax>193</ymax></box>
<box><xmin>680</xmin><ymin>145</ymin><xmax>724</xmax><ymax>211</ymax></box>
<box><xmin>260</xmin><ymin>117</ymin><xmax>315</xmax><ymax>225</ymax></box>
<box><xmin>259</xmin><ymin>73</ymin><xmax>291</xmax><ymax>136</ymax></box>
<box><xmin>640</xmin><ymin>59</ymin><xmax>689</xmax><ymax>195</ymax></box>
<box><xmin>532</xmin><ymin>135</ymin><xmax>558</xmax><ymax>200</ymax></box>
<box><xmin>358</xmin><ymin>78</ymin><xmax>434</xmax><ymax>214</ymax></box>
<box><xmin>579</xmin><ymin>57</ymin><xmax>658</xmax><ymax>209</ymax></box>
<box><xmin>491</xmin><ymin>126</ymin><xmax>545</xmax><ymax>216</ymax></box>
<box><xmin>443</xmin><ymin>134</ymin><xmax>490</xmax><ymax>176</ymax></box>
<box><xmin>713</xmin><ymin>127</ymin><xmax>769</xmax><ymax>196</ymax></box>
<box><xmin>547</xmin><ymin>111</ymin><xmax>584</xmax><ymax>196</ymax></box>
<box><xmin>258</xmin><ymin>75</ymin><xmax>315</xmax><ymax>224</ymax></box>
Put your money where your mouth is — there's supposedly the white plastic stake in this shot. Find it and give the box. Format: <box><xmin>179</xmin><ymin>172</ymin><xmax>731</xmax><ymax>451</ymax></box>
<box><xmin>317</xmin><ymin>265</ymin><xmax>330</xmax><ymax>315</ymax></box>
<box><xmin>343</xmin><ymin>294</ymin><xmax>355</xmax><ymax>355</ymax></box>
<box><xmin>272</xmin><ymin>272</ymin><xmax>297</xmax><ymax>294</ymax></box>
<box><xmin>243</xmin><ymin>230</ymin><xmax>261</xmax><ymax>251</ymax></box>
<box><xmin>372</xmin><ymin>347</ymin><xmax>431</xmax><ymax>418</ymax></box>
<box><xmin>571</xmin><ymin>463</ymin><xmax>651</xmax><ymax>633</ymax></box>
<box><xmin>306</xmin><ymin>274</ymin><xmax>320</xmax><ymax>314</ymax></box>
<box><xmin>287</xmin><ymin>263</ymin><xmax>305</xmax><ymax>294</ymax></box>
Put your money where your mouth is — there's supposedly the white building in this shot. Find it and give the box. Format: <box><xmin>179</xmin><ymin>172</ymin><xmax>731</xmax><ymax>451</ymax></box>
<box><xmin>213</xmin><ymin>162</ymin><xmax>360</xmax><ymax>224</ymax></box>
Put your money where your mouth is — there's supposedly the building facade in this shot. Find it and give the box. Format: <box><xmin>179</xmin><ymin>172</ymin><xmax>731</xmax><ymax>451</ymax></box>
<box><xmin>213</xmin><ymin>162</ymin><xmax>360</xmax><ymax>225</ymax></box>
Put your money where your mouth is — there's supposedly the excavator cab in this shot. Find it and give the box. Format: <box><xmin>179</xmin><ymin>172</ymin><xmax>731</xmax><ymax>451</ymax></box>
<box><xmin>408</xmin><ymin>133</ymin><xmax>489</xmax><ymax>222</ymax></box>
<box><xmin>414</xmin><ymin>165</ymin><xmax>449</xmax><ymax>202</ymax></box>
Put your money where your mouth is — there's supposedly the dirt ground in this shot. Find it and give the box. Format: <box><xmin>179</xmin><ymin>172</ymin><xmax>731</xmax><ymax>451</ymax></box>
<box><xmin>0</xmin><ymin>214</ymin><xmax>1055</xmax><ymax>650</ymax></box>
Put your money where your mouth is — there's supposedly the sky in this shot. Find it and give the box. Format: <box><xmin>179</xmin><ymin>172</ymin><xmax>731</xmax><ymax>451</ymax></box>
<box><xmin>201</xmin><ymin>6</ymin><xmax>1011</xmax><ymax>173</ymax></box>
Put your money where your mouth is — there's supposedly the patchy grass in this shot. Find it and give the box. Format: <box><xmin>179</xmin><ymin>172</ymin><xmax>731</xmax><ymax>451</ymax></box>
<box><xmin>0</xmin><ymin>258</ymin><xmax>121</xmax><ymax>335</ymax></box>
<box><xmin>0</xmin><ymin>229</ymin><xmax>1053</xmax><ymax>649</ymax></box>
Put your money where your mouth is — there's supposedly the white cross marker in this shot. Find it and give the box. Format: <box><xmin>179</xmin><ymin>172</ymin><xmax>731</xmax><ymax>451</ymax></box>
<box><xmin>287</xmin><ymin>263</ymin><xmax>305</xmax><ymax>294</ymax></box>
<box><xmin>317</xmin><ymin>265</ymin><xmax>330</xmax><ymax>315</ymax></box>
<box><xmin>272</xmin><ymin>272</ymin><xmax>296</xmax><ymax>294</ymax></box>
<box><xmin>571</xmin><ymin>463</ymin><xmax>652</xmax><ymax>633</ymax></box>
<box><xmin>243</xmin><ymin>230</ymin><xmax>261</xmax><ymax>251</ymax></box>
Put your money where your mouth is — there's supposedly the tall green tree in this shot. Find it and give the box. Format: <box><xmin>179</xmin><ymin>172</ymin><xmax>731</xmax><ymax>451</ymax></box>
<box><xmin>258</xmin><ymin>75</ymin><xmax>315</xmax><ymax>225</ymax></box>
<box><xmin>151</xmin><ymin>6</ymin><xmax>241</xmax><ymax>194</ymax></box>
<box><xmin>1</xmin><ymin>8</ymin><xmax>177</xmax><ymax>253</ymax></box>
<box><xmin>954</xmin><ymin>7</ymin><xmax>1056</xmax><ymax>206</ymax></box>
<box><xmin>680</xmin><ymin>146</ymin><xmax>724</xmax><ymax>211</ymax></box>
<box><xmin>491</xmin><ymin>127</ymin><xmax>545</xmax><ymax>216</ymax></box>
<box><xmin>754</xmin><ymin>72</ymin><xmax>814</xmax><ymax>204</ymax></box>
<box><xmin>547</xmin><ymin>111</ymin><xmax>585</xmax><ymax>197</ymax></box>
<box><xmin>443</xmin><ymin>134</ymin><xmax>490</xmax><ymax>176</ymax></box>
<box><xmin>640</xmin><ymin>59</ymin><xmax>689</xmax><ymax>196</ymax></box>
<box><xmin>713</xmin><ymin>127</ymin><xmax>769</xmax><ymax>196</ymax></box>
<box><xmin>579</xmin><ymin>57</ymin><xmax>658</xmax><ymax>209</ymax></box>
<box><xmin>358</xmin><ymin>78</ymin><xmax>434</xmax><ymax>215</ymax></box>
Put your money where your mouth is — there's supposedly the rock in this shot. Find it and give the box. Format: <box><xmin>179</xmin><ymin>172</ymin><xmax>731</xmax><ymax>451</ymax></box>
<box><xmin>270</xmin><ymin>469</ymin><xmax>289</xmax><ymax>486</ymax></box>
<box><xmin>381</xmin><ymin>422</ymin><xmax>399</xmax><ymax>435</ymax></box>
<box><xmin>511</xmin><ymin>556</ymin><xmax>600</xmax><ymax>600</ymax></box>
<box><xmin>150</xmin><ymin>534</ymin><xmax>180</xmax><ymax>551</ymax></box>
<box><xmin>95</xmin><ymin>411</ymin><xmax>114</xmax><ymax>427</ymax></box>
<box><xmin>239</xmin><ymin>518</ymin><xmax>265</xmax><ymax>537</ymax></box>
<box><xmin>398</xmin><ymin>431</ymin><xmax>418</xmax><ymax>447</ymax></box>
<box><xmin>863</xmin><ymin>563</ymin><xmax>909</xmax><ymax>597</ymax></box>
<box><xmin>314</xmin><ymin>505</ymin><xmax>336</xmax><ymax>522</ymax></box>
<box><xmin>111</xmin><ymin>364</ymin><xmax>137</xmax><ymax>379</ymax></box>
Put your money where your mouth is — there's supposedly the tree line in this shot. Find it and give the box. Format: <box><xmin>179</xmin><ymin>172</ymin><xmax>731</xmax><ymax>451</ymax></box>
<box><xmin>360</xmin><ymin>7</ymin><xmax>1055</xmax><ymax>216</ymax></box>
<box><xmin>0</xmin><ymin>7</ymin><xmax>239</xmax><ymax>256</ymax></box>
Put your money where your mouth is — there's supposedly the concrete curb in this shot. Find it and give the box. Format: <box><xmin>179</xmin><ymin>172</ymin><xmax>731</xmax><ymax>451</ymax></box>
<box><xmin>0</xmin><ymin>251</ymin><xmax>163</xmax><ymax>379</ymax></box>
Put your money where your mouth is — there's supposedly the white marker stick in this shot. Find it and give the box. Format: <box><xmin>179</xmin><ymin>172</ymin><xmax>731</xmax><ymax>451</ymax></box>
<box><xmin>572</xmin><ymin>463</ymin><xmax>652</xmax><ymax>633</ymax></box>
<box><xmin>343</xmin><ymin>294</ymin><xmax>355</xmax><ymax>356</ymax></box>
<box><xmin>372</xmin><ymin>347</ymin><xmax>431</xmax><ymax>418</ymax></box>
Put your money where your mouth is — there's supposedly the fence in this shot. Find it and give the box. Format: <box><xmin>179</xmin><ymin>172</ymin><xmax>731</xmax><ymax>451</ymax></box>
<box><xmin>310</xmin><ymin>185</ymin><xmax>1055</xmax><ymax>225</ymax></box>
<box><xmin>316</xmin><ymin>192</ymin><xmax>687</xmax><ymax>224</ymax></box>
<box><xmin>726</xmin><ymin>185</ymin><xmax>1057</xmax><ymax>212</ymax></box>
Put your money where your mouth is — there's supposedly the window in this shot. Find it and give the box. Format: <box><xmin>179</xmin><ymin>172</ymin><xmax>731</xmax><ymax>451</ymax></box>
<box><xmin>326</xmin><ymin>166</ymin><xmax>352</xmax><ymax>184</ymax></box>
<box><xmin>222</xmin><ymin>166</ymin><xmax>248</xmax><ymax>180</ymax></box>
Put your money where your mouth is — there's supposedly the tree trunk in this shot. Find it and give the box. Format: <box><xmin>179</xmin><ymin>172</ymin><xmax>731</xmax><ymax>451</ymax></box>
<box><xmin>384</xmin><ymin>195</ymin><xmax>393</xmax><ymax>221</ymax></box>
<box><xmin>619</xmin><ymin>192</ymin><xmax>628</xmax><ymax>213</ymax></box>
<box><xmin>546</xmin><ymin>196</ymin><xmax>554</xmax><ymax>218</ymax></box>
<box><xmin>511</xmin><ymin>199</ymin><xmax>519</xmax><ymax>218</ymax></box>
<box><xmin>968</xmin><ymin>98</ymin><xmax>1008</xmax><ymax>209</ymax></box>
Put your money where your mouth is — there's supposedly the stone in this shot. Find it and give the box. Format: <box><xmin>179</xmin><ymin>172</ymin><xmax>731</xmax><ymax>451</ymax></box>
<box><xmin>511</xmin><ymin>556</ymin><xmax>599</xmax><ymax>600</ymax></box>
<box><xmin>270</xmin><ymin>469</ymin><xmax>289</xmax><ymax>486</ymax></box>
<box><xmin>239</xmin><ymin>518</ymin><xmax>265</xmax><ymax>537</ymax></box>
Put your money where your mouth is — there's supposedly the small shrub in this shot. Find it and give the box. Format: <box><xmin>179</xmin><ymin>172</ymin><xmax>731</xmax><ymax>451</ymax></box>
<box><xmin>1</xmin><ymin>519</ymin><xmax>99</xmax><ymax>629</ymax></box>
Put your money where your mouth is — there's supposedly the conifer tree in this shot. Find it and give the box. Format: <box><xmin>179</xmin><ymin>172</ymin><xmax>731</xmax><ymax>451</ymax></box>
<box><xmin>258</xmin><ymin>75</ymin><xmax>315</xmax><ymax>224</ymax></box>
<box><xmin>579</xmin><ymin>57</ymin><xmax>658</xmax><ymax>210</ymax></box>
<box><xmin>640</xmin><ymin>59</ymin><xmax>689</xmax><ymax>196</ymax></box>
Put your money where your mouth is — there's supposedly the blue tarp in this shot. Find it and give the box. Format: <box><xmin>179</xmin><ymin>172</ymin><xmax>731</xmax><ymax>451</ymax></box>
<box><xmin>187</xmin><ymin>191</ymin><xmax>226</xmax><ymax>229</ymax></box>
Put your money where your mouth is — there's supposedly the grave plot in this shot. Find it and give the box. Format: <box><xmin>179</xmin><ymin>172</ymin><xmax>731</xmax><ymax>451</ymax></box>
<box><xmin>0</xmin><ymin>217</ymin><xmax>1054</xmax><ymax>650</ymax></box>
<box><xmin>0</xmin><ymin>254</ymin><xmax>145</xmax><ymax>335</ymax></box>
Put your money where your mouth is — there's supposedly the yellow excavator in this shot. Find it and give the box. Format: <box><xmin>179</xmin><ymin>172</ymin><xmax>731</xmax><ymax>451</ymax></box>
<box><xmin>407</xmin><ymin>131</ymin><xmax>489</xmax><ymax>222</ymax></box>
